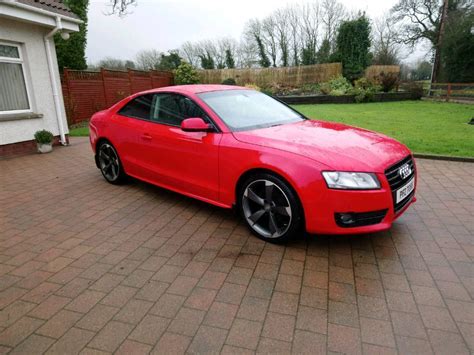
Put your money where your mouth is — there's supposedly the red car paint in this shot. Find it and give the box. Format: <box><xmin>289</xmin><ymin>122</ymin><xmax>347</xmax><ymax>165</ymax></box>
<box><xmin>89</xmin><ymin>85</ymin><xmax>416</xmax><ymax>235</ymax></box>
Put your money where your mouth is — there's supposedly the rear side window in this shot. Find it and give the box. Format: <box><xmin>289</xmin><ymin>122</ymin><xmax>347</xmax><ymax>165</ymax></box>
<box><xmin>118</xmin><ymin>94</ymin><xmax>153</xmax><ymax>120</ymax></box>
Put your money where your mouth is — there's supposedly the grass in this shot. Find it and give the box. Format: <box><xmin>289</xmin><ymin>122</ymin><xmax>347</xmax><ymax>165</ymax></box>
<box><xmin>68</xmin><ymin>101</ymin><xmax>474</xmax><ymax>157</ymax></box>
<box><xmin>294</xmin><ymin>100</ymin><xmax>474</xmax><ymax>157</ymax></box>
<box><xmin>69</xmin><ymin>126</ymin><xmax>89</xmax><ymax>137</ymax></box>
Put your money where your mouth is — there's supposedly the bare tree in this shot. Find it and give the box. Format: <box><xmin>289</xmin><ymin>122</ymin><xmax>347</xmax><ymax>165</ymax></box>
<box><xmin>107</xmin><ymin>0</ymin><xmax>136</xmax><ymax>16</ymax></box>
<box><xmin>286</xmin><ymin>4</ymin><xmax>302</xmax><ymax>66</ymax></box>
<box><xmin>262</xmin><ymin>16</ymin><xmax>279</xmax><ymax>67</ymax></box>
<box><xmin>236</xmin><ymin>39</ymin><xmax>259</xmax><ymax>68</ymax></box>
<box><xmin>372</xmin><ymin>14</ymin><xmax>401</xmax><ymax>65</ymax></box>
<box><xmin>180</xmin><ymin>41</ymin><xmax>199</xmax><ymax>67</ymax></box>
<box><xmin>135</xmin><ymin>49</ymin><xmax>162</xmax><ymax>70</ymax></box>
<box><xmin>391</xmin><ymin>0</ymin><xmax>442</xmax><ymax>47</ymax></box>
<box><xmin>97</xmin><ymin>57</ymin><xmax>134</xmax><ymax>70</ymax></box>
<box><xmin>273</xmin><ymin>9</ymin><xmax>291</xmax><ymax>66</ymax></box>
<box><xmin>244</xmin><ymin>19</ymin><xmax>271</xmax><ymax>67</ymax></box>
<box><xmin>321</xmin><ymin>0</ymin><xmax>346</xmax><ymax>50</ymax></box>
<box><xmin>300</xmin><ymin>2</ymin><xmax>321</xmax><ymax>65</ymax></box>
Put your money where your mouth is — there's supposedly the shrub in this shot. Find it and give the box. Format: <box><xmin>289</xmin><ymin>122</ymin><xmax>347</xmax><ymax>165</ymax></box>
<box><xmin>351</xmin><ymin>78</ymin><xmax>380</xmax><ymax>103</ymax></box>
<box><xmin>319</xmin><ymin>82</ymin><xmax>332</xmax><ymax>95</ymax></box>
<box><xmin>377</xmin><ymin>72</ymin><xmax>399</xmax><ymax>93</ymax></box>
<box><xmin>329</xmin><ymin>76</ymin><xmax>352</xmax><ymax>94</ymax></box>
<box><xmin>319</xmin><ymin>76</ymin><xmax>352</xmax><ymax>95</ymax></box>
<box><xmin>221</xmin><ymin>78</ymin><xmax>237</xmax><ymax>85</ymax></box>
<box><xmin>405</xmin><ymin>82</ymin><xmax>424</xmax><ymax>99</ymax></box>
<box><xmin>34</xmin><ymin>130</ymin><xmax>54</xmax><ymax>144</ymax></box>
<box><xmin>174</xmin><ymin>61</ymin><xmax>200</xmax><ymax>85</ymax></box>
<box><xmin>244</xmin><ymin>83</ymin><xmax>261</xmax><ymax>91</ymax></box>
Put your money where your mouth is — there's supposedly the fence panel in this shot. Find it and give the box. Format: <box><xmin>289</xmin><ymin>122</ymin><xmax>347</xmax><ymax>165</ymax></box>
<box><xmin>428</xmin><ymin>83</ymin><xmax>474</xmax><ymax>101</ymax></box>
<box><xmin>198</xmin><ymin>63</ymin><xmax>343</xmax><ymax>87</ymax></box>
<box><xmin>61</xmin><ymin>68</ymin><xmax>174</xmax><ymax>124</ymax></box>
<box><xmin>365</xmin><ymin>65</ymin><xmax>400</xmax><ymax>80</ymax></box>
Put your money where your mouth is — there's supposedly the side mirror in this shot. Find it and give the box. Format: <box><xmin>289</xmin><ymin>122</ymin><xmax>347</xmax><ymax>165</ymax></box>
<box><xmin>181</xmin><ymin>117</ymin><xmax>213</xmax><ymax>132</ymax></box>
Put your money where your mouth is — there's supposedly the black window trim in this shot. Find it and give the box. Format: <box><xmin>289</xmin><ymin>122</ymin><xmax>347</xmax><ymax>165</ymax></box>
<box><xmin>117</xmin><ymin>92</ymin><xmax>221</xmax><ymax>133</ymax></box>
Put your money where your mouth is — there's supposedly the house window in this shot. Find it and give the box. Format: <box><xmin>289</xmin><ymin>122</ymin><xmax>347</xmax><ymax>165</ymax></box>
<box><xmin>0</xmin><ymin>43</ymin><xmax>30</xmax><ymax>113</ymax></box>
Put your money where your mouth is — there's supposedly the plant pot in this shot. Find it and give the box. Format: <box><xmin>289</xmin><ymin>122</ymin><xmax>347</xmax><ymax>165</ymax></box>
<box><xmin>37</xmin><ymin>143</ymin><xmax>52</xmax><ymax>153</ymax></box>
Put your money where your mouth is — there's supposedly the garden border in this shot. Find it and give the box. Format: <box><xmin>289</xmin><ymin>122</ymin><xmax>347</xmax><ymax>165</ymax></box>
<box><xmin>278</xmin><ymin>92</ymin><xmax>419</xmax><ymax>104</ymax></box>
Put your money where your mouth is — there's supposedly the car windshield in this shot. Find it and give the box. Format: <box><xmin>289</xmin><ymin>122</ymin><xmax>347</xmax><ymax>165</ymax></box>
<box><xmin>197</xmin><ymin>89</ymin><xmax>305</xmax><ymax>131</ymax></box>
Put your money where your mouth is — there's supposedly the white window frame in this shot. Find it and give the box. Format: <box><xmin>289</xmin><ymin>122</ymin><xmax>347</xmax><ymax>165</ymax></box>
<box><xmin>0</xmin><ymin>41</ymin><xmax>33</xmax><ymax>115</ymax></box>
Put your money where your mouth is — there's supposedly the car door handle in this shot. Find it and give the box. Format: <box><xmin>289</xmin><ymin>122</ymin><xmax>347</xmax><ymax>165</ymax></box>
<box><xmin>141</xmin><ymin>133</ymin><xmax>152</xmax><ymax>141</ymax></box>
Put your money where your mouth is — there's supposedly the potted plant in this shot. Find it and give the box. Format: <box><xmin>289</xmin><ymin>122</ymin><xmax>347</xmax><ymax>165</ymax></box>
<box><xmin>34</xmin><ymin>130</ymin><xmax>54</xmax><ymax>153</ymax></box>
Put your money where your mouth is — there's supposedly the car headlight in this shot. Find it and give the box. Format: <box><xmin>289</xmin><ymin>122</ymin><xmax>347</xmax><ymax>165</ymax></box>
<box><xmin>322</xmin><ymin>171</ymin><xmax>380</xmax><ymax>190</ymax></box>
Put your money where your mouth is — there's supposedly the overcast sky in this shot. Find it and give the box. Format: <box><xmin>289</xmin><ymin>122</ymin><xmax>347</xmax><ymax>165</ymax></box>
<box><xmin>86</xmin><ymin>0</ymin><xmax>429</xmax><ymax>65</ymax></box>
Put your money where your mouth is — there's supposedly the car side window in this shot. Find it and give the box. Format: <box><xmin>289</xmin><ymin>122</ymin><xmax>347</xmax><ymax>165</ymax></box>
<box><xmin>118</xmin><ymin>94</ymin><xmax>153</xmax><ymax>120</ymax></box>
<box><xmin>150</xmin><ymin>94</ymin><xmax>210</xmax><ymax>126</ymax></box>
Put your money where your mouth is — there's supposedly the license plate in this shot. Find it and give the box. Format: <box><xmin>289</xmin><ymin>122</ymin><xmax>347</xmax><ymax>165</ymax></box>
<box><xmin>396</xmin><ymin>177</ymin><xmax>415</xmax><ymax>204</ymax></box>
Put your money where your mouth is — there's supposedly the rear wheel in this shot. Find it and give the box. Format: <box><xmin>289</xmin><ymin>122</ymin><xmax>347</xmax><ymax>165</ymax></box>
<box><xmin>97</xmin><ymin>142</ymin><xmax>126</xmax><ymax>184</ymax></box>
<box><xmin>238</xmin><ymin>173</ymin><xmax>303</xmax><ymax>242</ymax></box>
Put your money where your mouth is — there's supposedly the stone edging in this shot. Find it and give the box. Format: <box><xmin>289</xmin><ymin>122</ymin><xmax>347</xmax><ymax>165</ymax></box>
<box><xmin>414</xmin><ymin>153</ymin><xmax>474</xmax><ymax>163</ymax></box>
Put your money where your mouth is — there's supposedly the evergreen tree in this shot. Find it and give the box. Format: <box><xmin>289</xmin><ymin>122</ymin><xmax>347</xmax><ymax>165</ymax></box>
<box><xmin>333</xmin><ymin>14</ymin><xmax>372</xmax><ymax>81</ymax></box>
<box><xmin>55</xmin><ymin>0</ymin><xmax>88</xmax><ymax>70</ymax></box>
<box><xmin>225</xmin><ymin>49</ymin><xmax>235</xmax><ymax>69</ymax></box>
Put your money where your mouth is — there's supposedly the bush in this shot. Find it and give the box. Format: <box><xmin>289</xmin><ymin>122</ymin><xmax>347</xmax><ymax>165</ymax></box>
<box><xmin>319</xmin><ymin>76</ymin><xmax>352</xmax><ymax>95</ymax></box>
<box><xmin>221</xmin><ymin>78</ymin><xmax>236</xmax><ymax>85</ymax></box>
<box><xmin>174</xmin><ymin>61</ymin><xmax>200</xmax><ymax>85</ymax></box>
<box><xmin>34</xmin><ymin>130</ymin><xmax>54</xmax><ymax>144</ymax></box>
<box><xmin>351</xmin><ymin>78</ymin><xmax>380</xmax><ymax>103</ymax></box>
<box><xmin>405</xmin><ymin>82</ymin><xmax>424</xmax><ymax>99</ymax></box>
<box><xmin>244</xmin><ymin>83</ymin><xmax>261</xmax><ymax>91</ymax></box>
<box><xmin>377</xmin><ymin>72</ymin><xmax>399</xmax><ymax>93</ymax></box>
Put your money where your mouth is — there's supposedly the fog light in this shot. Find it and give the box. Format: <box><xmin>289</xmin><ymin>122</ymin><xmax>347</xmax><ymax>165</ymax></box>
<box><xmin>337</xmin><ymin>213</ymin><xmax>355</xmax><ymax>225</ymax></box>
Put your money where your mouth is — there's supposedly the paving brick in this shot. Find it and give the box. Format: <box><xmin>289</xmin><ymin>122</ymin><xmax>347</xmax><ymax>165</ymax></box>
<box><xmin>36</xmin><ymin>310</ymin><xmax>82</xmax><ymax>338</ymax></box>
<box><xmin>293</xmin><ymin>329</ymin><xmax>327</xmax><ymax>354</ymax></box>
<box><xmin>113</xmin><ymin>298</ymin><xmax>153</xmax><ymax>324</ymax></box>
<box><xmin>128</xmin><ymin>314</ymin><xmax>170</xmax><ymax>345</ymax></box>
<box><xmin>360</xmin><ymin>317</ymin><xmax>396</xmax><ymax>348</ymax></box>
<box><xmin>328</xmin><ymin>323</ymin><xmax>361</xmax><ymax>354</ymax></box>
<box><xmin>65</xmin><ymin>290</ymin><xmax>105</xmax><ymax>313</ymax></box>
<box><xmin>88</xmin><ymin>321</ymin><xmax>133</xmax><ymax>352</ymax></box>
<box><xmin>8</xmin><ymin>334</ymin><xmax>54</xmax><ymax>355</ymax></box>
<box><xmin>149</xmin><ymin>293</ymin><xmax>185</xmax><ymax>318</ymax></box>
<box><xmin>115</xmin><ymin>340</ymin><xmax>152</xmax><ymax>355</ymax></box>
<box><xmin>226</xmin><ymin>318</ymin><xmax>262</xmax><ymax>350</ymax></box>
<box><xmin>0</xmin><ymin>316</ymin><xmax>44</xmax><ymax>347</ymax></box>
<box><xmin>188</xmin><ymin>325</ymin><xmax>227</xmax><ymax>354</ymax></box>
<box><xmin>237</xmin><ymin>296</ymin><xmax>269</xmax><ymax>322</ymax></box>
<box><xmin>151</xmin><ymin>332</ymin><xmax>191</xmax><ymax>354</ymax></box>
<box><xmin>168</xmin><ymin>307</ymin><xmax>205</xmax><ymax>336</ymax></box>
<box><xmin>216</xmin><ymin>282</ymin><xmax>246</xmax><ymax>305</ymax></box>
<box><xmin>45</xmin><ymin>327</ymin><xmax>95</xmax><ymax>354</ymax></box>
<box><xmin>262</xmin><ymin>312</ymin><xmax>296</xmax><ymax>342</ymax></box>
<box><xmin>203</xmin><ymin>301</ymin><xmax>238</xmax><ymax>329</ymax></box>
<box><xmin>75</xmin><ymin>304</ymin><xmax>119</xmax><ymax>332</ymax></box>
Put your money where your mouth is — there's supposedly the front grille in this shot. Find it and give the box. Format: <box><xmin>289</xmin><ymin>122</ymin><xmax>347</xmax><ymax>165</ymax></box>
<box><xmin>335</xmin><ymin>209</ymin><xmax>388</xmax><ymax>228</ymax></box>
<box><xmin>384</xmin><ymin>155</ymin><xmax>416</xmax><ymax>213</ymax></box>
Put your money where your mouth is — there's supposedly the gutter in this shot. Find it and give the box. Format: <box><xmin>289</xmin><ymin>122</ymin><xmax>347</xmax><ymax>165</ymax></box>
<box><xmin>44</xmin><ymin>16</ymin><xmax>67</xmax><ymax>145</ymax></box>
<box><xmin>1</xmin><ymin>0</ymin><xmax>83</xmax><ymax>24</ymax></box>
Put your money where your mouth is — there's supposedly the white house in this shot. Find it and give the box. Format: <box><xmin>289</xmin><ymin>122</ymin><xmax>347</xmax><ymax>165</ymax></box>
<box><xmin>0</xmin><ymin>0</ymin><xmax>81</xmax><ymax>157</ymax></box>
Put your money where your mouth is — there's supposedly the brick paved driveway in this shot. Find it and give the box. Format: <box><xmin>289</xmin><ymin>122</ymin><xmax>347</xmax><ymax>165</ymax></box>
<box><xmin>0</xmin><ymin>137</ymin><xmax>473</xmax><ymax>354</ymax></box>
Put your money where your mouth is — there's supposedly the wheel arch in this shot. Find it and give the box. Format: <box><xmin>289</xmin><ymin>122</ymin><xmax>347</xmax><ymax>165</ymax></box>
<box><xmin>235</xmin><ymin>168</ymin><xmax>304</xmax><ymax>215</ymax></box>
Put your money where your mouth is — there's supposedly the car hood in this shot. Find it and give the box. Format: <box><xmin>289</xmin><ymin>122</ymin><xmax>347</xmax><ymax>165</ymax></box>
<box><xmin>232</xmin><ymin>120</ymin><xmax>411</xmax><ymax>172</ymax></box>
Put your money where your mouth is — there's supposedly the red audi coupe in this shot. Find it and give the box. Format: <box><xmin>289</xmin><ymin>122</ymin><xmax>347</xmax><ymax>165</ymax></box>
<box><xmin>89</xmin><ymin>85</ymin><xmax>416</xmax><ymax>242</ymax></box>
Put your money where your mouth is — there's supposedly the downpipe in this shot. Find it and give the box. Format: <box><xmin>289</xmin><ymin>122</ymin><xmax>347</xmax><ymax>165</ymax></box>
<box><xmin>44</xmin><ymin>17</ymin><xmax>68</xmax><ymax>146</ymax></box>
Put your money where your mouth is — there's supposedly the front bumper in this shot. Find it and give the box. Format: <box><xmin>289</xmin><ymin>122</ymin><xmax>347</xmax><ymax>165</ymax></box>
<box><xmin>305</xmin><ymin>170</ymin><xmax>417</xmax><ymax>235</ymax></box>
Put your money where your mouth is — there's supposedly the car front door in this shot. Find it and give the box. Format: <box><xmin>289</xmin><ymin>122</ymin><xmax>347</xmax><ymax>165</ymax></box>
<box><xmin>138</xmin><ymin>93</ymin><xmax>221</xmax><ymax>202</ymax></box>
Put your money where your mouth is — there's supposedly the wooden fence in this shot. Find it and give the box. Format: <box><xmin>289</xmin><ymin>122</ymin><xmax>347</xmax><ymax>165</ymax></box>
<box><xmin>365</xmin><ymin>65</ymin><xmax>400</xmax><ymax>81</ymax></box>
<box><xmin>198</xmin><ymin>63</ymin><xmax>400</xmax><ymax>87</ymax></box>
<box><xmin>198</xmin><ymin>63</ymin><xmax>342</xmax><ymax>87</ymax></box>
<box><xmin>61</xmin><ymin>68</ymin><xmax>174</xmax><ymax>124</ymax></box>
<box><xmin>427</xmin><ymin>83</ymin><xmax>474</xmax><ymax>102</ymax></box>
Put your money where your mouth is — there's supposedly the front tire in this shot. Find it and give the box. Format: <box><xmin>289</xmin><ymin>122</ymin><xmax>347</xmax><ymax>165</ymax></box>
<box><xmin>97</xmin><ymin>142</ymin><xmax>127</xmax><ymax>184</ymax></box>
<box><xmin>238</xmin><ymin>173</ymin><xmax>303</xmax><ymax>242</ymax></box>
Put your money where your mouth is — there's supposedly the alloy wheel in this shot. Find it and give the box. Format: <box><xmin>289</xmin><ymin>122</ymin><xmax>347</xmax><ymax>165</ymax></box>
<box><xmin>98</xmin><ymin>143</ymin><xmax>120</xmax><ymax>182</ymax></box>
<box><xmin>242</xmin><ymin>179</ymin><xmax>292</xmax><ymax>238</ymax></box>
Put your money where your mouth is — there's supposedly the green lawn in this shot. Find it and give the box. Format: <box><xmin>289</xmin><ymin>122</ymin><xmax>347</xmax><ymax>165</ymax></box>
<box><xmin>69</xmin><ymin>126</ymin><xmax>89</xmax><ymax>137</ymax></box>
<box><xmin>294</xmin><ymin>101</ymin><xmax>474</xmax><ymax>157</ymax></box>
<box><xmin>69</xmin><ymin>101</ymin><xmax>474</xmax><ymax>157</ymax></box>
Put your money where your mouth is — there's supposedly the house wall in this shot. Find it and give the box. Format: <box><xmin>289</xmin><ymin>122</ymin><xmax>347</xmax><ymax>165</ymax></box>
<box><xmin>0</xmin><ymin>17</ymin><xmax>69</xmax><ymax>146</ymax></box>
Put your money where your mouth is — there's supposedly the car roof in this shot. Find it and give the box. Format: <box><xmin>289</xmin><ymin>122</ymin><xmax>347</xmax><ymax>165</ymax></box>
<box><xmin>141</xmin><ymin>84</ymin><xmax>249</xmax><ymax>95</ymax></box>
